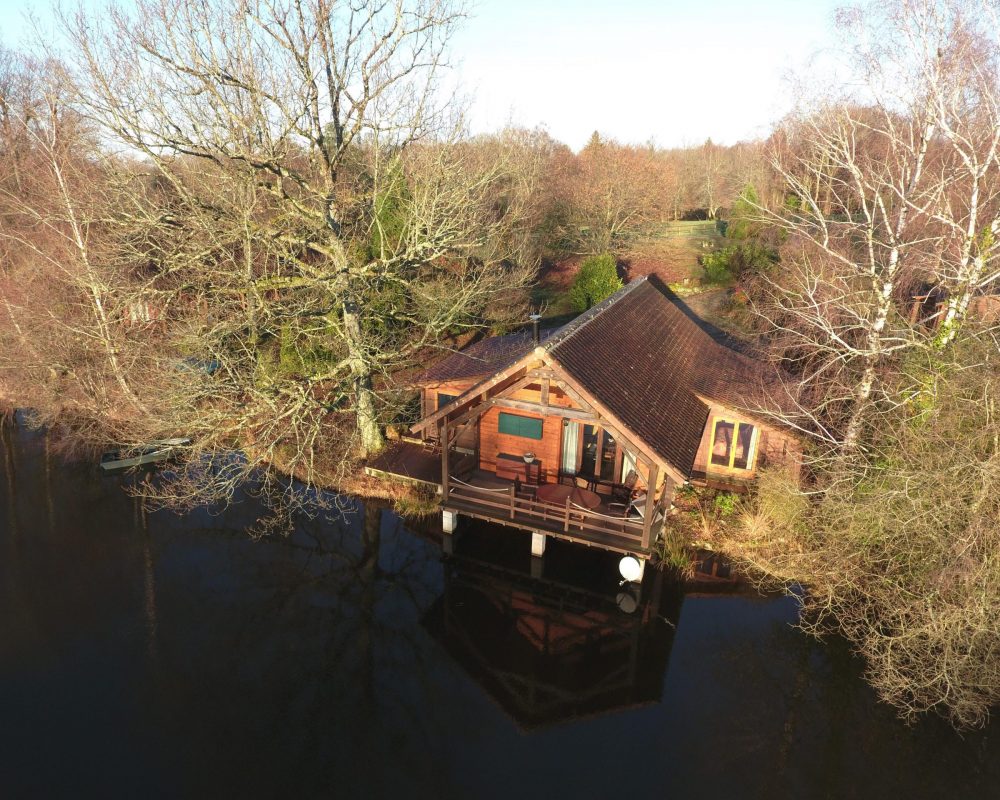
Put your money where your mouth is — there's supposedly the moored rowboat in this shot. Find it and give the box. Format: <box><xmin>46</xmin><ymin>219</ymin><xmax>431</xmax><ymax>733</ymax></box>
<box><xmin>99</xmin><ymin>438</ymin><xmax>191</xmax><ymax>472</ymax></box>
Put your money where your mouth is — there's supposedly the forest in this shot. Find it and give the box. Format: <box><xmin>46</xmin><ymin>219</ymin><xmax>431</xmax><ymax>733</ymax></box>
<box><xmin>1</xmin><ymin>0</ymin><xmax>999</xmax><ymax>728</ymax></box>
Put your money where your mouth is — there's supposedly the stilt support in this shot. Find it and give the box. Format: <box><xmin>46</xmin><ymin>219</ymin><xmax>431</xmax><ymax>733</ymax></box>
<box><xmin>530</xmin><ymin>556</ymin><xmax>544</xmax><ymax>579</ymax></box>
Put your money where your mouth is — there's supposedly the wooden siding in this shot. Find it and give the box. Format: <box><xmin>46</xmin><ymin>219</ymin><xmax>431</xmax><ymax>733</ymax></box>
<box><xmin>480</xmin><ymin>407</ymin><xmax>561</xmax><ymax>482</ymax></box>
<box><xmin>476</xmin><ymin>384</ymin><xmax>581</xmax><ymax>482</ymax></box>
<box><xmin>423</xmin><ymin>382</ymin><xmax>478</xmax><ymax>449</ymax></box>
<box><xmin>691</xmin><ymin>400</ymin><xmax>801</xmax><ymax>485</ymax></box>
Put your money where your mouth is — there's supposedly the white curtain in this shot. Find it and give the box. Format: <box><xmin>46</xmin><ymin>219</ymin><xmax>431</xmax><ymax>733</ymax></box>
<box><xmin>561</xmin><ymin>422</ymin><xmax>579</xmax><ymax>474</ymax></box>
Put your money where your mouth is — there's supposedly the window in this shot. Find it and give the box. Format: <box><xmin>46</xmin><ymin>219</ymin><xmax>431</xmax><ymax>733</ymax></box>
<box><xmin>710</xmin><ymin>419</ymin><xmax>757</xmax><ymax>470</ymax></box>
<box><xmin>599</xmin><ymin>431</ymin><xmax>618</xmax><ymax>481</ymax></box>
<box><xmin>580</xmin><ymin>424</ymin><xmax>599</xmax><ymax>475</ymax></box>
<box><xmin>498</xmin><ymin>412</ymin><xmax>543</xmax><ymax>440</ymax></box>
<box><xmin>437</xmin><ymin>392</ymin><xmax>458</xmax><ymax>410</ymax></box>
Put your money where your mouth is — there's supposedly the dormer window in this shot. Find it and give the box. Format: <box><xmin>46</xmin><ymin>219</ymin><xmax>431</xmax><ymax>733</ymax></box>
<box><xmin>710</xmin><ymin>419</ymin><xmax>757</xmax><ymax>471</ymax></box>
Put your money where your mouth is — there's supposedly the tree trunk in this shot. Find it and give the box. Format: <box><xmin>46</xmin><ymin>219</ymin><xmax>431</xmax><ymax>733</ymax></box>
<box><xmin>343</xmin><ymin>302</ymin><xmax>384</xmax><ymax>456</ymax></box>
<box><xmin>842</xmin><ymin>361</ymin><xmax>876</xmax><ymax>452</ymax></box>
<box><xmin>843</xmin><ymin>275</ymin><xmax>894</xmax><ymax>453</ymax></box>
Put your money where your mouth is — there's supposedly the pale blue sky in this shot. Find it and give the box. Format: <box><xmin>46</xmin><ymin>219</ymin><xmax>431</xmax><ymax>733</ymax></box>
<box><xmin>0</xmin><ymin>0</ymin><xmax>844</xmax><ymax>150</ymax></box>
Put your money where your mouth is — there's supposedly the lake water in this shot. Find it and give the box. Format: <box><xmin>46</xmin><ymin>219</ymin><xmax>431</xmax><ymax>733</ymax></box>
<box><xmin>1</xmin><ymin>417</ymin><xmax>997</xmax><ymax>799</ymax></box>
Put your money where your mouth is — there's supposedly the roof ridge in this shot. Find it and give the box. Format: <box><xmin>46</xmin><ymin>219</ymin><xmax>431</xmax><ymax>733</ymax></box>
<box><xmin>542</xmin><ymin>276</ymin><xmax>650</xmax><ymax>353</ymax></box>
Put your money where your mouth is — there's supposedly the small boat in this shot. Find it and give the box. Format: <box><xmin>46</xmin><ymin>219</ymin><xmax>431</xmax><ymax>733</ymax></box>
<box><xmin>99</xmin><ymin>438</ymin><xmax>191</xmax><ymax>473</ymax></box>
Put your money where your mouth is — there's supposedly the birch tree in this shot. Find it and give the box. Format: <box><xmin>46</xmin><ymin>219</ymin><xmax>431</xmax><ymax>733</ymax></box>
<box><xmin>754</xmin><ymin>0</ymin><xmax>1000</xmax><ymax>457</ymax></box>
<box><xmin>722</xmin><ymin>0</ymin><xmax>1000</xmax><ymax>729</ymax></box>
<box><xmin>0</xmin><ymin>52</ymin><xmax>161</xmax><ymax>443</ymax></box>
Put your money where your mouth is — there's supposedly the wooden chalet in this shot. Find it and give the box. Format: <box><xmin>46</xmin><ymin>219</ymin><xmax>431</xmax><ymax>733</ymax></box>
<box><xmin>393</xmin><ymin>276</ymin><xmax>800</xmax><ymax>563</ymax></box>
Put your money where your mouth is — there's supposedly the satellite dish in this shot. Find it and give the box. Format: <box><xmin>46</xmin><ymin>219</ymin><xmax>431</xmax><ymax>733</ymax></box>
<box><xmin>619</xmin><ymin>555</ymin><xmax>644</xmax><ymax>583</ymax></box>
<box><xmin>616</xmin><ymin>588</ymin><xmax>639</xmax><ymax>614</ymax></box>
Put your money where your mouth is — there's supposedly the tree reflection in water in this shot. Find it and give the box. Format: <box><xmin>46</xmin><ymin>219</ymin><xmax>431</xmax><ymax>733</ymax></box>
<box><xmin>3</xmin><ymin>416</ymin><xmax>1000</xmax><ymax>799</ymax></box>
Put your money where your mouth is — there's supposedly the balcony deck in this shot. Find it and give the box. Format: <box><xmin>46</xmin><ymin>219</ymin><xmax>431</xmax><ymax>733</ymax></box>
<box><xmin>365</xmin><ymin>440</ymin><xmax>442</xmax><ymax>491</ymax></box>
<box><xmin>445</xmin><ymin>471</ymin><xmax>660</xmax><ymax>557</ymax></box>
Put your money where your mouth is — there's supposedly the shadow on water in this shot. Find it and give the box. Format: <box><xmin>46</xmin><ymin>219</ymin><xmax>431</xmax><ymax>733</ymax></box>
<box><xmin>0</xmin><ymin>417</ymin><xmax>999</xmax><ymax>799</ymax></box>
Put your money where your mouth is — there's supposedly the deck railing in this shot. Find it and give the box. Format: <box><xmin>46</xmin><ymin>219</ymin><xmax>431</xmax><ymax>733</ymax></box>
<box><xmin>446</xmin><ymin>480</ymin><xmax>661</xmax><ymax>550</ymax></box>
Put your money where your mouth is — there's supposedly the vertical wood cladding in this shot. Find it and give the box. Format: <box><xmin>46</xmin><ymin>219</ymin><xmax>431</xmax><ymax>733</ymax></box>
<box><xmin>479</xmin><ymin>407</ymin><xmax>563</xmax><ymax>482</ymax></box>
<box><xmin>477</xmin><ymin>384</ymin><xmax>578</xmax><ymax>482</ymax></box>
<box><xmin>691</xmin><ymin>400</ymin><xmax>801</xmax><ymax>483</ymax></box>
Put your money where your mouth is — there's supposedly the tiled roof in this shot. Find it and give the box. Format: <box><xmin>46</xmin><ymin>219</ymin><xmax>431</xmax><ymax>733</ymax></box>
<box><xmin>414</xmin><ymin>329</ymin><xmax>549</xmax><ymax>385</ymax></box>
<box><xmin>546</xmin><ymin>277</ymin><xmax>787</xmax><ymax>476</ymax></box>
<box><xmin>418</xmin><ymin>276</ymin><xmax>788</xmax><ymax>477</ymax></box>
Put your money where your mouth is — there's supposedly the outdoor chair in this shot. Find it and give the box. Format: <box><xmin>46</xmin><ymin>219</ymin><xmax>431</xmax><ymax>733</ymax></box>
<box><xmin>514</xmin><ymin>476</ymin><xmax>536</xmax><ymax>501</ymax></box>
<box><xmin>609</xmin><ymin>488</ymin><xmax>646</xmax><ymax>518</ymax></box>
<box><xmin>610</xmin><ymin>469</ymin><xmax>639</xmax><ymax>506</ymax></box>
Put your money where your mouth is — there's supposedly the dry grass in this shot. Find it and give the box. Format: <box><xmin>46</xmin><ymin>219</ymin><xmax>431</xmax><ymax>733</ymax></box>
<box><xmin>623</xmin><ymin>221</ymin><xmax>726</xmax><ymax>284</ymax></box>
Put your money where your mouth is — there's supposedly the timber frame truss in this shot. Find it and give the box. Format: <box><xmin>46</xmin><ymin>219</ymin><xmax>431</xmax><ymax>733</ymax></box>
<box><xmin>412</xmin><ymin>347</ymin><xmax>680</xmax><ymax>552</ymax></box>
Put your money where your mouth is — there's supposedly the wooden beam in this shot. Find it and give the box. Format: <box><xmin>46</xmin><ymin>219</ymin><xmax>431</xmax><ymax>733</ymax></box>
<box><xmin>449</xmin><ymin>399</ymin><xmax>493</xmax><ymax>433</ymax></box>
<box><xmin>544</xmin><ymin>363</ymin><xmax>688</xmax><ymax>486</ymax></box>
<box><xmin>449</xmin><ymin>416</ymin><xmax>475</xmax><ymax>445</ymax></box>
<box><xmin>446</xmin><ymin>372</ymin><xmax>540</xmax><ymax>430</ymax></box>
<box><xmin>548</xmin><ymin>376</ymin><xmax>667</xmax><ymax>478</ymax></box>
<box><xmin>492</xmin><ymin>397</ymin><xmax>597</xmax><ymax>422</ymax></box>
<box><xmin>540</xmin><ymin>377</ymin><xmax>550</xmax><ymax>406</ymax></box>
<box><xmin>441</xmin><ymin>417</ymin><xmax>450</xmax><ymax>497</ymax></box>
<box><xmin>527</xmin><ymin>368</ymin><xmax>558</xmax><ymax>380</ymax></box>
<box><xmin>411</xmin><ymin>355</ymin><xmax>540</xmax><ymax>433</ymax></box>
<box><xmin>641</xmin><ymin>459</ymin><xmax>659</xmax><ymax>550</ymax></box>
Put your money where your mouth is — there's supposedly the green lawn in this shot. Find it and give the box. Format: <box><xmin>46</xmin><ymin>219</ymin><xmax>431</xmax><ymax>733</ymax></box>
<box><xmin>625</xmin><ymin>220</ymin><xmax>727</xmax><ymax>285</ymax></box>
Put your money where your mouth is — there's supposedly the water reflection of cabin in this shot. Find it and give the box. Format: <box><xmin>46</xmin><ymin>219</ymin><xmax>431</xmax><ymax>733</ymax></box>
<box><xmin>423</xmin><ymin>532</ymin><xmax>679</xmax><ymax>731</ymax></box>
<box><xmin>406</xmin><ymin>276</ymin><xmax>800</xmax><ymax>562</ymax></box>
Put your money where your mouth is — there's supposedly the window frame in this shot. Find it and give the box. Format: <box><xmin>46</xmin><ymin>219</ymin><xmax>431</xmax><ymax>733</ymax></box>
<box><xmin>709</xmin><ymin>418</ymin><xmax>758</xmax><ymax>472</ymax></box>
<box><xmin>436</xmin><ymin>392</ymin><xmax>459</xmax><ymax>411</ymax></box>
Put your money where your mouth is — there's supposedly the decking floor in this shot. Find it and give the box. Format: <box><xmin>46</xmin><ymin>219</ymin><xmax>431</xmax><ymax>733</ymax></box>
<box><xmin>365</xmin><ymin>441</ymin><xmax>442</xmax><ymax>488</ymax></box>
<box><xmin>366</xmin><ymin>450</ymin><xmax>653</xmax><ymax>556</ymax></box>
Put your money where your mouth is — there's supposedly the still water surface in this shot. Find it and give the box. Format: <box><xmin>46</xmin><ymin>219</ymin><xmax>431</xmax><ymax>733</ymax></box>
<box><xmin>1</xmin><ymin>418</ymin><xmax>998</xmax><ymax>799</ymax></box>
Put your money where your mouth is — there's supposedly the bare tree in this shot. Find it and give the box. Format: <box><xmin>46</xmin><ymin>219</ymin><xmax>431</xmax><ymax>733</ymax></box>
<box><xmin>549</xmin><ymin>132</ymin><xmax>667</xmax><ymax>255</ymax></box>
<box><xmin>57</xmin><ymin>0</ymin><xmax>536</xmax><ymax>466</ymax></box>
<box><xmin>751</xmin><ymin>0</ymin><xmax>1000</xmax><ymax>456</ymax></box>
<box><xmin>721</xmin><ymin>0</ymin><xmax>1000</xmax><ymax>729</ymax></box>
<box><xmin>0</xmin><ymin>51</ymin><xmax>163</xmax><ymax>445</ymax></box>
<box><xmin>0</xmin><ymin>0</ymin><xmax>545</xmax><ymax>514</ymax></box>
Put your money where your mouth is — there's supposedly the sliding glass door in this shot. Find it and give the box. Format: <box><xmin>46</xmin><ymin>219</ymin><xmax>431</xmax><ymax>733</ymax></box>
<box><xmin>562</xmin><ymin>420</ymin><xmax>635</xmax><ymax>484</ymax></box>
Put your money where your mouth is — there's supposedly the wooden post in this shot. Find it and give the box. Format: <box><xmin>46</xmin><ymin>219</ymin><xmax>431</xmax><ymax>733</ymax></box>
<box><xmin>509</xmin><ymin>484</ymin><xmax>516</xmax><ymax>519</ymax></box>
<box><xmin>441</xmin><ymin>417</ymin><xmax>450</xmax><ymax>498</ymax></box>
<box><xmin>642</xmin><ymin>460</ymin><xmax>660</xmax><ymax>550</ymax></box>
<box><xmin>564</xmin><ymin>496</ymin><xmax>572</xmax><ymax>532</ymax></box>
